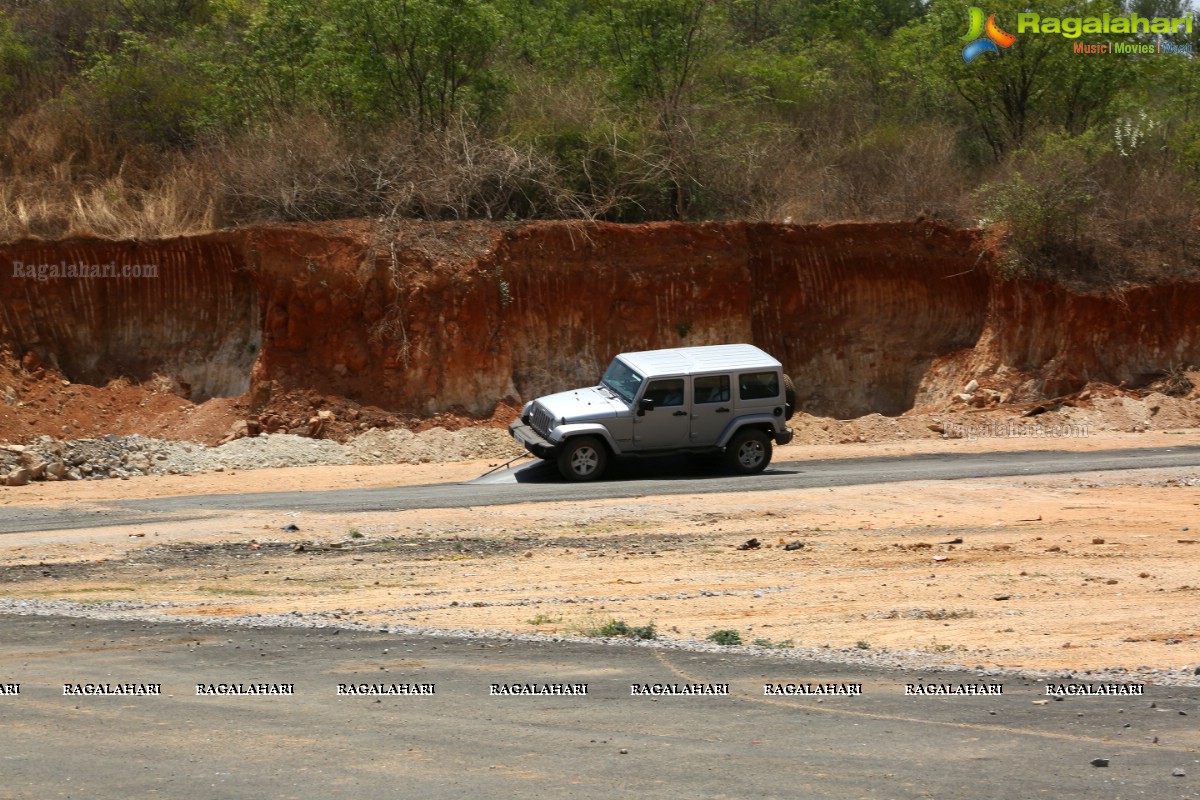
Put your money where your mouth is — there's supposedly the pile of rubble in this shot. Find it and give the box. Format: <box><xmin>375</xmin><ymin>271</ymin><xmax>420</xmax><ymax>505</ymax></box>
<box><xmin>1</xmin><ymin>435</ymin><xmax>206</xmax><ymax>484</ymax></box>
<box><xmin>218</xmin><ymin>409</ymin><xmax>338</xmax><ymax>444</ymax></box>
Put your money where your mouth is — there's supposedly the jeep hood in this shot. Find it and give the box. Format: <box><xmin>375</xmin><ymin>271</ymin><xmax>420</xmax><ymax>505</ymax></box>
<box><xmin>534</xmin><ymin>386</ymin><xmax>628</xmax><ymax>422</ymax></box>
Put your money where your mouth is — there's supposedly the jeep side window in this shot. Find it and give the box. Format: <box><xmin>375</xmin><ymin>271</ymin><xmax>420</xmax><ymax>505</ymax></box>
<box><xmin>644</xmin><ymin>378</ymin><xmax>685</xmax><ymax>407</ymax></box>
<box><xmin>693</xmin><ymin>375</ymin><xmax>730</xmax><ymax>404</ymax></box>
<box><xmin>738</xmin><ymin>371</ymin><xmax>779</xmax><ymax>401</ymax></box>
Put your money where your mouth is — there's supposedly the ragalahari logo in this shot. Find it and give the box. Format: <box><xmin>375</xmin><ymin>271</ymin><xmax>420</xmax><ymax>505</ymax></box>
<box><xmin>963</xmin><ymin>7</ymin><xmax>1016</xmax><ymax>62</ymax></box>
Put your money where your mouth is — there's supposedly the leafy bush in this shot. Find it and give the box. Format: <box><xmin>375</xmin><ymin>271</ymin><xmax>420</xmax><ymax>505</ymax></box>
<box><xmin>979</xmin><ymin>128</ymin><xmax>1200</xmax><ymax>289</ymax></box>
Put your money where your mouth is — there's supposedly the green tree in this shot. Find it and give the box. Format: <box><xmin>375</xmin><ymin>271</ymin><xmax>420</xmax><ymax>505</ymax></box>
<box><xmin>80</xmin><ymin>30</ymin><xmax>215</xmax><ymax>145</ymax></box>
<box><xmin>329</xmin><ymin>0</ymin><xmax>504</xmax><ymax>128</ymax></box>
<box><xmin>230</xmin><ymin>0</ymin><xmax>504</xmax><ymax>128</ymax></box>
<box><xmin>599</xmin><ymin>0</ymin><xmax>715</xmax><ymax>218</ymax></box>
<box><xmin>233</xmin><ymin>0</ymin><xmax>328</xmax><ymax>120</ymax></box>
<box><xmin>913</xmin><ymin>0</ymin><xmax>1133</xmax><ymax>158</ymax></box>
<box><xmin>0</xmin><ymin>12</ymin><xmax>34</xmax><ymax>114</ymax></box>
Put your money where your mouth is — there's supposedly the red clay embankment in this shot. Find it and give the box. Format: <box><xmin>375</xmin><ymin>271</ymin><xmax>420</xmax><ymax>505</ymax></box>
<box><xmin>1</xmin><ymin>219</ymin><xmax>1197</xmax><ymax>436</ymax></box>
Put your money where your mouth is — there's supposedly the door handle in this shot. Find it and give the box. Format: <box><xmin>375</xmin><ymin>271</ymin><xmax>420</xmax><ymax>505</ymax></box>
<box><xmin>716</xmin><ymin>407</ymin><xmax>730</xmax><ymax>413</ymax></box>
<box><xmin>673</xmin><ymin>410</ymin><xmax>687</xmax><ymax>417</ymax></box>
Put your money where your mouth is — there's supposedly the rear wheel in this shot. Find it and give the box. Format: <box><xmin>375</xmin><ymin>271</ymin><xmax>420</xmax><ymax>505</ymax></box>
<box><xmin>725</xmin><ymin>429</ymin><xmax>772</xmax><ymax>475</ymax></box>
<box><xmin>557</xmin><ymin>436</ymin><xmax>608</xmax><ymax>481</ymax></box>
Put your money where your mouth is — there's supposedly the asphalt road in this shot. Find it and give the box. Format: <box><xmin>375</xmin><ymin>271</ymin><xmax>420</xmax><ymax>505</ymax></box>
<box><xmin>2</xmin><ymin>445</ymin><xmax>1199</xmax><ymax>534</ymax></box>
<box><xmin>1</xmin><ymin>614</ymin><xmax>1196</xmax><ymax>800</ymax></box>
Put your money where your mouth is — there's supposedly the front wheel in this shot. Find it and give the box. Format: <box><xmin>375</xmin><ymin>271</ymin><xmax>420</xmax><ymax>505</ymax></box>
<box><xmin>557</xmin><ymin>436</ymin><xmax>608</xmax><ymax>481</ymax></box>
<box><xmin>725</xmin><ymin>429</ymin><xmax>772</xmax><ymax>475</ymax></box>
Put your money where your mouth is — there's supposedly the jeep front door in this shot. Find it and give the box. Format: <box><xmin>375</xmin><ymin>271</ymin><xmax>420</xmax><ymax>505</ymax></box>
<box><xmin>632</xmin><ymin>378</ymin><xmax>690</xmax><ymax>451</ymax></box>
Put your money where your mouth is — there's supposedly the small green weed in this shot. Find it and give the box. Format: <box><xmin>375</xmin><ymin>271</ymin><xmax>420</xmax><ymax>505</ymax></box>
<box><xmin>707</xmin><ymin>629</ymin><xmax>742</xmax><ymax>646</ymax></box>
<box><xmin>583</xmin><ymin>619</ymin><xmax>657</xmax><ymax>640</ymax></box>
<box><xmin>752</xmin><ymin>638</ymin><xmax>794</xmax><ymax>650</ymax></box>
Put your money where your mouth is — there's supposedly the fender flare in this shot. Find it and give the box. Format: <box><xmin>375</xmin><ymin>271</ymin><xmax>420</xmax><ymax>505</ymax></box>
<box><xmin>716</xmin><ymin>415</ymin><xmax>780</xmax><ymax>449</ymax></box>
<box><xmin>551</xmin><ymin>423</ymin><xmax>625</xmax><ymax>455</ymax></box>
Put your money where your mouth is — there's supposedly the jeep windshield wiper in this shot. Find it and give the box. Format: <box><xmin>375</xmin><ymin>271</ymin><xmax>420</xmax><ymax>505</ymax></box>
<box><xmin>600</xmin><ymin>381</ymin><xmax>623</xmax><ymax>401</ymax></box>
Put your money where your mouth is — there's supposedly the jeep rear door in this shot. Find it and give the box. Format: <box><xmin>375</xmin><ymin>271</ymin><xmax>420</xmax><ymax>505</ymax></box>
<box><xmin>689</xmin><ymin>373</ymin><xmax>732</xmax><ymax>446</ymax></box>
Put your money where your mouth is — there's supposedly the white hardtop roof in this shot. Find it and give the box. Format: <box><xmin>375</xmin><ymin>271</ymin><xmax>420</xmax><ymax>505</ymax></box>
<box><xmin>616</xmin><ymin>344</ymin><xmax>781</xmax><ymax>377</ymax></box>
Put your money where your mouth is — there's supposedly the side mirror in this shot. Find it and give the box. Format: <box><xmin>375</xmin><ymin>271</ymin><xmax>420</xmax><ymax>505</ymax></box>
<box><xmin>637</xmin><ymin>398</ymin><xmax>656</xmax><ymax>416</ymax></box>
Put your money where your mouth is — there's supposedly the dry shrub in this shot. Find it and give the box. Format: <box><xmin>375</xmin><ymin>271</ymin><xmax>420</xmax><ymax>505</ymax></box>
<box><xmin>498</xmin><ymin>68</ymin><xmax>689</xmax><ymax>221</ymax></box>
<box><xmin>723</xmin><ymin>122</ymin><xmax>970</xmax><ymax>225</ymax></box>
<box><xmin>213</xmin><ymin>114</ymin><xmax>364</xmax><ymax>224</ymax></box>
<box><xmin>0</xmin><ymin>102</ymin><xmax>623</xmax><ymax>241</ymax></box>
<box><xmin>215</xmin><ymin>113</ymin><xmax>571</xmax><ymax>223</ymax></box>
<box><xmin>1152</xmin><ymin>365</ymin><xmax>1195</xmax><ymax>397</ymax></box>
<box><xmin>1086</xmin><ymin>153</ymin><xmax>1200</xmax><ymax>285</ymax></box>
<box><xmin>692</xmin><ymin>124</ymin><xmax>818</xmax><ymax>221</ymax></box>
<box><xmin>385</xmin><ymin>117</ymin><xmax>557</xmax><ymax>220</ymax></box>
<box><xmin>502</xmin><ymin>67</ymin><xmax>612</xmax><ymax>141</ymax></box>
<box><xmin>825</xmin><ymin>123</ymin><xmax>969</xmax><ymax>223</ymax></box>
<box><xmin>3</xmin><ymin>102</ymin><xmax>117</xmax><ymax>180</ymax></box>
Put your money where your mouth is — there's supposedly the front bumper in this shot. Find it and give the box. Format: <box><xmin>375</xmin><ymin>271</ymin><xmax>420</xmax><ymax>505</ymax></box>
<box><xmin>509</xmin><ymin>420</ymin><xmax>559</xmax><ymax>459</ymax></box>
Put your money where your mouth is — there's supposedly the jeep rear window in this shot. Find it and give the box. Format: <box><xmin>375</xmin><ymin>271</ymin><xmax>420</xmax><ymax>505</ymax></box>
<box><xmin>694</xmin><ymin>375</ymin><xmax>730</xmax><ymax>404</ymax></box>
<box><xmin>601</xmin><ymin>359</ymin><xmax>643</xmax><ymax>403</ymax></box>
<box><xmin>738</xmin><ymin>371</ymin><xmax>779</xmax><ymax>401</ymax></box>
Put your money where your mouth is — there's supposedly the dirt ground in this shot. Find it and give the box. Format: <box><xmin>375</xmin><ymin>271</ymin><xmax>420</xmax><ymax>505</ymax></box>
<box><xmin>3</xmin><ymin>430</ymin><xmax>1199</xmax><ymax>679</ymax></box>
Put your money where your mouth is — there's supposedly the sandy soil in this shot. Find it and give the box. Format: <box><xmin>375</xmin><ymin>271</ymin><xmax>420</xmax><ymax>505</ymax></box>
<box><xmin>2</xmin><ymin>430</ymin><xmax>1198</xmax><ymax>679</ymax></box>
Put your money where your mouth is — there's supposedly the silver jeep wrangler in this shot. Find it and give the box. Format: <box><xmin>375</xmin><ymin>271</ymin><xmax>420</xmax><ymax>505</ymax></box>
<box><xmin>509</xmin><ymin>344</ymin><xmax>795</xmax><ymax>481</ymax></box>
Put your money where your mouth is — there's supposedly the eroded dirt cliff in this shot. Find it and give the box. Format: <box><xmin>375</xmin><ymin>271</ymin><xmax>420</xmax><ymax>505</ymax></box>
<box><xmin>1</xmin><ymin>219</ymin><xmax>1197</xmax><ymax>443</ymax></box>
<box><xmin>2</xmin><ymin>233</ymin><xmax>258</xmax><ymax>402</ymax></box>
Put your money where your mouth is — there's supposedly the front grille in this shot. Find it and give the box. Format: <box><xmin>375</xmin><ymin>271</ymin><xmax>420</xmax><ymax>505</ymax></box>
<box><xmin>530</xmin><ymin>404</ymin><xmax>554</xmax><ymax>439</ymax></box>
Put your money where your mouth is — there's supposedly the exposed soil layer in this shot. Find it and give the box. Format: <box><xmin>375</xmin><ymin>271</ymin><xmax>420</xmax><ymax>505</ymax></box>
<box><xmin>2</xmin><ymin>219</ymin><xmax>1198</xmax><ymax>449</ymax></box>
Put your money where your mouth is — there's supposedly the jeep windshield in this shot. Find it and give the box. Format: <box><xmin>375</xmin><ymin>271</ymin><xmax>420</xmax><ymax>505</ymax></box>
<box><xmin>601</xmin><ymin>358</ymin><xmax>643</xmax><ymax>403</ymax></box>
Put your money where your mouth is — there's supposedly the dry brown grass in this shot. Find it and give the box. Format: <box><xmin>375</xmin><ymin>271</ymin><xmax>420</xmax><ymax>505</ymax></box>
<box><xmin>0</xmin><ymin>103</ymin><xmax>219</xmax><ymax>241</ymax></box>
<box><xmin>0</xmin><ymin>168</ymin><xmax>218</xmax><ymax>241</ymax></box>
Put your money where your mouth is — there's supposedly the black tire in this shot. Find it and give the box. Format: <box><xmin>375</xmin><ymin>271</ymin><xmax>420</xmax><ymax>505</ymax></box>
<box><xmin>557</xmin><ymin>436</ymin><xmax>608</xmax><ymax>481</ymax></box>
<box><xmin>724</xmin><ymin>429</ymin><xmax>772</xmax><ymax>475</ymax></box>
<box><xmin>783</xmin><ymin>373</ymin><xmax>796</xmax><ymax>420</ymax></box>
